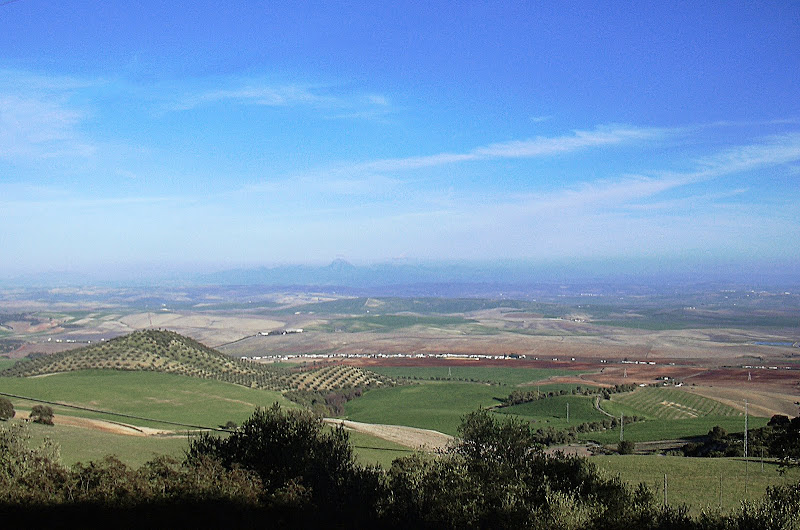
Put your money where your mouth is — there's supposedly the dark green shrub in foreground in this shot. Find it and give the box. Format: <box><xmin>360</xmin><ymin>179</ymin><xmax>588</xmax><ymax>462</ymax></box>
<box><xmin>618</xmin><ymin>440</ymin><xmax>635</xmax><ymax>454</ymax></box>
<box><xmin>0</xmin><ymin>398</ymin><xmax>14</xmax><ymax>421</ymax></box>
<box><xmin>29</xmin><ymin>404</ymin><xmax>54</xmax><ymax>425</ymax></box>
<box><xmin>186</xmin><ymin>403</ymin><xmax>386</xmax><ymax>523</ymax></box>
<box><xmin>3</xmin><ymin>406</ymin><xmax>800</xmax><ymax>528</ymax></box>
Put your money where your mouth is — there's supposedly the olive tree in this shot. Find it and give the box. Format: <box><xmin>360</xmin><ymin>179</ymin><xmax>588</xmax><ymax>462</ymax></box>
<box><xmin>29</xmin><ymin>404</ymin><xmax>54</xmax><ymax>425</ymax></box>
<box><xmin>0</xmin><ymin>398</ymin><xmax>14</xmax><ymax>421</ymax></box>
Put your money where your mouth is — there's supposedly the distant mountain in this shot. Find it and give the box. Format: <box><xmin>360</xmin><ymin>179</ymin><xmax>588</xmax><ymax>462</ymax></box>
<box><xmin>194</xmin><ymin>258</ymin><xmax>800</xmax><ymax>293</ymax></box>
<box><xmin>196</xmin><ymin>259</ymin><xmax>547</xmax><ymax>288</ymax></box>
<box><xmin>1</xmin><ymin>329</ymin><xmax>395</xmax><ymax>392</ymax></box>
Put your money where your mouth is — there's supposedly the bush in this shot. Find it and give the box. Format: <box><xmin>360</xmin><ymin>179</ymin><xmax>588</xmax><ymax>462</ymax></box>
<box><xmin>186</xmin><ymin>403</ymin><xmax>385</xmax><ymax>523</ymax></box>
<box><xmin>618</xmin><ymin>440</ymin><xmax>636</xmax><ymax>454</ymax></box>
<box><xmin>29</xmin><ymin>405</ymin><xmax>54</xmax><ymax>425</ymax></box>
<box><xmin>0</xmin><ymin>397</ymin><xmax>14</xmax><ymax>421</ymax></box>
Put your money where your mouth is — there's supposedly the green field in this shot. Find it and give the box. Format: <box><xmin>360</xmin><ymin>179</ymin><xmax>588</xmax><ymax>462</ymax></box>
<box><xmin>603</xmin><ymin>387</ymin><xmax>743</xmax><ymax>420</ymax></box>
<box><xmin>365</xmin><ymin>365</ymin><xmax>581</xmax><ymax>386</ymax></box>
<box><xmin>0</xmin><ymin>370</ymin><xmax>295</xmax><ymax>429</ymax></box>
<box><xmin>12</xmin><ymin>419</ymin><xmax>190</xmax><ymax>467</ymax></box>
<box><xmin>346</xmin><ymin>430</ymin><xmax>416</xmax><ymax>468</ymax></box>
<box><xmin>578</xmin><ymin>415</ymin><xmax>768</xmax><ymax>444</ymax></box>
<box><xmin>594</xmin><ymin>455</ymin><xmax>800</xmax><ymax>514</ymax></box>
<box><xmin>498</xmin><ymin>394</ymin><xmax>608</xmax><ymax>430</ymax></box>
<box><xmin>343</xmin><ymin>382</ymin><xmax>504</xmax><ymax>435</ymax></box>
<box><xmin>0</xmin><ymin>358</ymin><xmax>17</xmax><ymax>370</ymax></box>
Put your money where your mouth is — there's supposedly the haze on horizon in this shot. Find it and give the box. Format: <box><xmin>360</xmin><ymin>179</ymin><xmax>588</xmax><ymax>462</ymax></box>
<box><xmin>1</xmin><ymin>2</ymin><xmax>799</xmax><ymax>283</ymax></box>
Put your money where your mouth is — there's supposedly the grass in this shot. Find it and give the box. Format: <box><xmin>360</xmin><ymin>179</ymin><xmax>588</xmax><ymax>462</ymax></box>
<box><xmin>604</xmin><ymin>387</ymin><xmax>743</xmax><ymax>420</ymax></box>
<box><xmin>5</xmin><ymin>418</ymin><xmax>189</xmax><ymax>468</ymax></box>
<box><xmin>1</xmin><ymin>370</ymin><xmax>295</xmax><ymax>430</ymax></box>
<box><xmin>497</xmin><ymin>394</ymin><xmax>608</xmax><ymax>430</ymax></box>
<box><xmin>0</xmin><ymin>358</ymin><xmax>18</xmax><ymax>370</ymax></box>
<box><xmin>364</xmin><ymin>366</ymin><xmax>582</xmax><ymax>386</ymax></box>
<box><xmin>576</xmin><ymin>387</ymin><xmax>765</xmax><ymax>442</ymax></box>
<box><xmin>578</xmin><ymin>415</ymin><xmax>769</xmax><ymax>444</ymax></box>
<box><xmin>594</xmin><ymin>455</ymin><xmax>800</xmax><ymax>514</ymax></box>
<box><xmin>343</xmin><ymin>382</ymin><xmax>504</xmax><ymax>436</ymax></box>
<box><xmin>346</xmin><ymin>430</ymin><xmax>416</xmax><ymax>468</ymax></box>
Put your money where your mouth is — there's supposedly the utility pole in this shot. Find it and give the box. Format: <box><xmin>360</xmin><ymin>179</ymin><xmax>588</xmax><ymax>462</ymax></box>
<box><xmin>744</xmin><ymin>399</ymin><xmax>749</xmax><ymax>496</ymax></box>
<box><xmin>744</xmin><ymin>399</ymin><xmax>748</xmax><ymax>459</ymax></box>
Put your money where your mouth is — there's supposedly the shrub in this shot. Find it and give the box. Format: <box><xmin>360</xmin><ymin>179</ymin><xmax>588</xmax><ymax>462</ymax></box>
<box><xmin>186</xmin><ymin>403</ymin><xmax>385</xmax><ymax>523</ymax></box>
<box><xmin>0</xmin><ymin>397</ymin><xmax>14</xmax><ymax>421</ymax></box>
<box><xmin>30</xmin><ymin>405</ymin><xmax>54</xmax><ymax>425</ymax></box>
<box><xmin>618</xmin><ymin>440</ymin><xmax>636</xmax><ymax>454</ymax></box>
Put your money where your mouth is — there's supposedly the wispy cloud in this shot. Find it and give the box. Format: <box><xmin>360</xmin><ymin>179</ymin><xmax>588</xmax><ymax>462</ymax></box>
<box><xmin>692</xmin><ymin>132</ymin><xmax>800</xmax><ymax>177</ymax></box>
<box><xmin>172</xmin><ymin>84</ymin><xmax>334</xmax><ymax>111</ymax></box>
<box><xmin>0</xmin><ymin>70</ymin><xmax>98</xmax><ymax>161</ymax></box>
<box><xmin>624</xmin><ymin>188</ymin><xmax>749</xmax><ymax>211</ymax></box>
<box><xmin>0</xmin><ymin>93</ymin><xmax>94</xmax><ymax>160</ymax></box>
<box><xmin>171</xmin><ymin>80</ymin><xmax>392</xmax><ymax>121</ymax></box>
<box><xmin>356</xmin><ymin>125</ymin><xmax>667</xmax><ymax>172</ymax></box>
<box><xmin>507</xmin><ymin>132</ymin><xmax>800</xmax><ymax>213</ymax></box>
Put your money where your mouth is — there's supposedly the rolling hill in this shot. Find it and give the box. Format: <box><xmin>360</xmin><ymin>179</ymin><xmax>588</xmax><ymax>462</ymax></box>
<box><xmin>0</xmin><ymin>329</ymin><xmax>396</xmax><ymax>392</ymax></box>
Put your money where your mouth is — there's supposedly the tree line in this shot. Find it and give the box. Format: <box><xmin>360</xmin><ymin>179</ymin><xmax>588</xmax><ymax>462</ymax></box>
<box><xmin>1</xmin><ymin>405</ymin><xmax>799</xmax><ymax>528</ymax></box>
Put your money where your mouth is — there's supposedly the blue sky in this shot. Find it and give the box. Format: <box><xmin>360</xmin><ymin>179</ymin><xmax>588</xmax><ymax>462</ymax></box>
<box><xmin>1</xmin><ymin>1</ymin><xmax>799</xmax><ymax>280</ymax></box>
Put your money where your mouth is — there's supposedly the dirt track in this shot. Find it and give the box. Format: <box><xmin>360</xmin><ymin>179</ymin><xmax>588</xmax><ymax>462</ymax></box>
<box><xmin>15</xmin><ymin>408</ymin><xmax>175</xmax><ymax>437</ymax></box>
<box><xmin>324</xmin><ymin>418</ymin><xmax>452</xmax><ymax>451</ymax></box>
<box><xmin>18</xmin><ymin>409</ymin><xmax>453</xmax><ymax>451</ymax></box>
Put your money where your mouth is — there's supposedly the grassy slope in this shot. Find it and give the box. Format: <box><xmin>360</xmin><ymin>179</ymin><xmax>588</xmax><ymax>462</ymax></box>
<box><xmin>0</xmin><ymin>358</ymin><xmax>17</xmax><ymax>370</ymax></box>
<box><xmin>575</xmin><ymin>386</ymin><xmax>767</xmax><ymax>443</ymax></box>
<box><xmin>497</xmin><ymin>394</ymin><xmax>607</xmax><ymax>430</ymax></box>
<box><xmin>604</xmin><ymin>387</ymin><xmax>743</xmax><ymax>420</ymax></box>
<box><xmin>346</xmin><ymin>430</ymin><xmax>416</xmax><ymax>468</ymax></box>
<box><xmin>1</xmin><ymin>370</ymin><xmax>294</xmax><ymax>429</ymax></box>
<box><xmin>17</xmin><ymin>419</ymin><xmax>190</xmax><ymax>467</ymax></box>
<box><xmin>578</xmin><ymin>415</ymin><xmax>769</xmax><ymax>444</ymax></box>
<box><xmin>594</xmin><ymin>455</ymin><xmax>800</xmax><ymax>514</ymax></box>
<box><xmin>343</xmin><ymin>382</ymin><xmax>505</xmax><ymax>436</ymax></box>
<box><xmin>344</xmin><ymin>375</ymin><xmax>759</xmax><ymax>443</ymax></box>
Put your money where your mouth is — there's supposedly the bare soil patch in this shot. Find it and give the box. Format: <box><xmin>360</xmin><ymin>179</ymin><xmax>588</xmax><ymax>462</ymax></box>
<box><xmin>324</xmin><ymin>418</ymin><xmax>452</xmax><ymax>451</ymax></box>
<box><xmin>118</xmin><ymin>313</ymin><xmax>285</xmax><ymax>347</ymax></box>
<box><xmin>684</xmin><ymin>386</ymin><xmax>799</xmax><ymax>418</ymax></box>
<box><xmin>15</xmin><ymin>409</ymin><xmax>174</xmax><ymax>437</ymax></box>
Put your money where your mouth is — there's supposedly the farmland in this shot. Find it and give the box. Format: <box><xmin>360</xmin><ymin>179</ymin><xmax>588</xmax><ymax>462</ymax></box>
<box><xmin>1</xmin><ymin>286</ymin><xmax>798</xmax><ymax>520</ymax></box>
<box><xmin>603</xmin><ymin>387</ymin><xmax>743</xmax><ymax>419</ymax></box>
<box><xmin>498</xmin><ymin>394</ymin><xmax>608</xmax><ymax>430</ymax></box>
<box><xmin>595</xmin><ymin>455</ymin><xmax>800</xmax><ymax>514</ymax></box>
<box><xmin>343</xmin><ymin>382</ymin><xmax>503</xmax><ymax>435</ymax></box>
<box><xmin>1</xmin><ymin>369</ymin><xmax>296</xmax><ymax>429</ymax></box>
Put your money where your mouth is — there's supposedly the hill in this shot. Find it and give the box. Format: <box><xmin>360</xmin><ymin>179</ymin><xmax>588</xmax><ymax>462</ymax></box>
<box><xmin>0</xmin><ymin>329</ymin><xmax>395</xmax><ymax>392</ymax></box>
